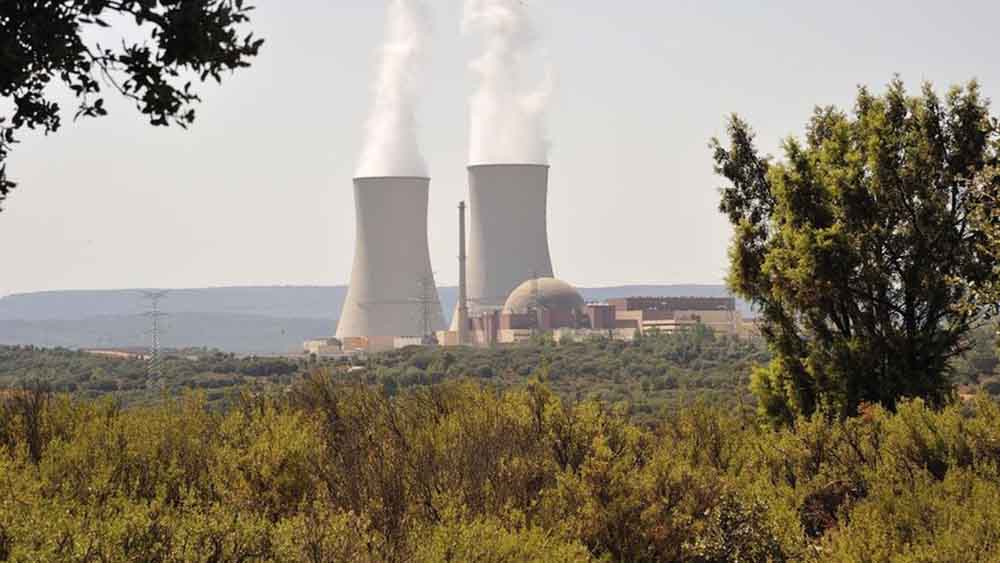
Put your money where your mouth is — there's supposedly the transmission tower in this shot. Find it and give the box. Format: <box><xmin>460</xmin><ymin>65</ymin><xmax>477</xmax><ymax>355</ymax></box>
<box><xmin>416</xmin><ymin>275</ymin><xmax>440</xmax><ymax>346</ymax></box>
<box><xmin>358</xmin><ymin>274</ymin><xmax>442</xmax><ymax>347</ymax></box>
<box><xmin>140</xmin><ymin>290</ymin><xmax>169</xmax><ymax>387</ymax></box>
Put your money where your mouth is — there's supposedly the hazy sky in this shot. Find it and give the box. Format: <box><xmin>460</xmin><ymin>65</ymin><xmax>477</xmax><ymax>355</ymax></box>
<box><xmin>2</xmin><ymin>1</ymin><xmax>998</xmax><ymax>296</ymax></box>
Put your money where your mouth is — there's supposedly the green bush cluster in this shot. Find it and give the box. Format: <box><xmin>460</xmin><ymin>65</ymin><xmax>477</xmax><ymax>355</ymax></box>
<box><xmin>1</xmin><ymin>375</ymin><xmax>999</xmax><ymax>562</ymax></box>
<box><xmin>0</xmin><ymin>347</ymin><xmax>302</xmax><ymax>406</ymax></box>
<box><xmin>357</xmin><ymin>327</ymin><xmax>768</xmax><ymax>417</ymax></box>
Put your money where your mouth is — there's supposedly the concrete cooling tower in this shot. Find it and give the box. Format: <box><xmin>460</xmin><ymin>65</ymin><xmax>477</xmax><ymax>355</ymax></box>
<box><xmin>337</xmin><ymin>177</ymin><xmax>445</xmax><ymax>341</ymax></box>
<box><xmin>453</xmin><ymin>164</ymin><xmax>554</xmax><ymax>328</ymax></box>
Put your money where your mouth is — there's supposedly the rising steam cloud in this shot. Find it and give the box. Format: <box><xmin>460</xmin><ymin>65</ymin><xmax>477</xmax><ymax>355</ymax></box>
<box><xmin>464</xmin><ymin>0</ymin><xmax>552</xmax><ymax>165</ymax></box>
<box><xmin>356</xmin><ymin>0</ymin><xmax>431</xmax><ymax>178</ymax></box>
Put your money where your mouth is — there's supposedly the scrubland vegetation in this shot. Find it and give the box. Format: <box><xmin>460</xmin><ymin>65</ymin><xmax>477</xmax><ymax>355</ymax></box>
<box><xmin>0</xmin><ymin>346</ymin><xmax>301</xmax><ymax>406</ymax></box>
<box><xmin>365</xmin><ymin>327</ymin><xmax>767</xmax><ymax>416</ymax></box>
<box><xmin>2</xmin><ymin>374</ymin><xmax>1000</xmax><ymax>562</ymax></box>
<box><xmin>0</xmin><ymin>326</ymin><xmax>770</xmax><ymax>414</ymax></box>
<box><xmin>4</xmin><ymin>320</ymin><xmax>998</xmax><ymax>415</ymax></box>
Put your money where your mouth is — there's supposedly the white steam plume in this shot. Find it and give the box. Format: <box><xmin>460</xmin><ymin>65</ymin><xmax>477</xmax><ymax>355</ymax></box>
<box><xmin>356</xmin><ymin>0</ymin><xmax>431</xmax><ymax>178</ymax></box>
<box><xmin>464</xmin><ymin>0</ymin><xmax>552</xmax><ymax>165</ymax></box>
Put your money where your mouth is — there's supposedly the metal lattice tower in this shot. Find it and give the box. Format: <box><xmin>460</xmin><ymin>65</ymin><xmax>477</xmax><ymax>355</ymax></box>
<box><xmin>358</xmin><ymin>274</ymin><xmax>442</xmax><ymax>346</ymax></box>
<box><xmin>417</xmin><ymin>275</ymin><xmax>440</xmax><ymax>346</ymax></box>
<box><xmin>140</xmin><ymin>290</ymin><xmax>169</xmax><ymax>386</ymax></box>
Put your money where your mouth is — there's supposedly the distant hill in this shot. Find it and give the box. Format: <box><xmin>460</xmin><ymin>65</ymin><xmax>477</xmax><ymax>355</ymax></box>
<box><xmin>0</xmin><ymin>285</ymin><xmax>749</xmax><ymax>353</ymax></box>
<box><xmin>0</xmin><ymin>287</ymin><xmax>343</xmax><ymax>321</ymax></box>
<box><xmin>0</xmin><ymin>313</ymin><xmax>334</xmax><ymax>355</ymax></box>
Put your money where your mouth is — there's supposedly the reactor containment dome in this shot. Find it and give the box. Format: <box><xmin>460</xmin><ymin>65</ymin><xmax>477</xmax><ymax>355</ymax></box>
<box><xmin>503</xmin><ymin>277</ymin><xmax>586</xmax><ymax>316</ymax></box>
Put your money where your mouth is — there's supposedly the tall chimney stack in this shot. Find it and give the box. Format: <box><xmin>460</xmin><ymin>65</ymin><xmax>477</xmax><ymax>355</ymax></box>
<box><xmin>457</xmin><ymin>200</ymin><xmax>469</xmax><ymax>345</ymax></box>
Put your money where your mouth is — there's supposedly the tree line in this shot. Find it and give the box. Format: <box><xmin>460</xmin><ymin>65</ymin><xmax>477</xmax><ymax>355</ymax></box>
<box><xmin>4</xmin><ymin>314</ymin><xmax>999</xmax><ymax>417</ymax></box>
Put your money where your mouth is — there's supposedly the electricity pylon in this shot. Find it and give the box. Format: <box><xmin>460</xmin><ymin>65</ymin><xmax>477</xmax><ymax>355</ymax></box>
<box><xmin>140</xmin><ymin>290</ymin><xmax>169</xmax><ymax>387</ymax></box>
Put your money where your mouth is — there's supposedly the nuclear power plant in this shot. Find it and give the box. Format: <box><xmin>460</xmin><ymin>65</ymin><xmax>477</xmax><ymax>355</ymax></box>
<box><xmin>330</xmin><ymin>165</ymin><xmax>759</xmax><ymax>352</ymax></box>
<box><xmin>337</xmin><ymin>164</ymin><xmax>556</xmax><ymax>352</ymax></box>
<box><xmin>328</xmin><ymin>1</ymin><xmax>756</xmax><ymax>353</ymax></box>
<box><xmin>337</xmin><ymin>163</ymin><xmax>560</xmax><ymax>351</ymax></box>
<box><xmin>336</xmin><ymin>176</ymin><xmax>445</xmax><ymax>350</ymax></box>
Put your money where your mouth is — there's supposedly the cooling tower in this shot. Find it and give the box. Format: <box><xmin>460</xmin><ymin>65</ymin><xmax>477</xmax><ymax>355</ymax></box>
<box><xmin>337</xmin><ymin>176</ymin><xmax>445</xmax><ymax>340</ymax></box>
<box><xmin>452</xmin><ymin>164</ymin><xmax>554</xmax><ymax>329</ymax></box>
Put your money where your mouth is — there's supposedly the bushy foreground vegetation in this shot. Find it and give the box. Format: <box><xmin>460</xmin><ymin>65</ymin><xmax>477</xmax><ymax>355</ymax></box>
<box><xmin>2</xmin><ymin>375</ymin><xmax>1000</xmax><ymax>562</ymax></box>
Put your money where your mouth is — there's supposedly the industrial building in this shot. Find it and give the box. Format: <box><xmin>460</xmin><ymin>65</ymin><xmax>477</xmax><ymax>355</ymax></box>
<box><xmin>437</xmin><ymin>280</ymin><xmax>755</xmax><ymax>347</ymax></box>
<box><xmin>442</xmin><ymin>277</ymin><xmax>589</xmax><ymax>346</ymax></box>
<box><xmin>605</xmin><ymin>296</ymin><xmax>748</xmax><ymax>336</ymax></box>
<box><xmin>303</xmin><ymin>338</ymin><xmax>342</xmax><ymax>357</ymax></box>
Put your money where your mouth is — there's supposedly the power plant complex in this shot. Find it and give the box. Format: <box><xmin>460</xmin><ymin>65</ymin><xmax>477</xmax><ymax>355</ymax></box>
<box><xmin>336</xmin><ymin>162</ymin><xmax>559</xmax><ymax>352</ymax></box>
<box><xmin>332</xmin><ymin>163</ymin><xmax>757</xmax><ymax>353</ymax></box>
<box><xmin>325</xmin><ymin>0</ymin><xmax>755</xmax><ymax>353</ymax></box>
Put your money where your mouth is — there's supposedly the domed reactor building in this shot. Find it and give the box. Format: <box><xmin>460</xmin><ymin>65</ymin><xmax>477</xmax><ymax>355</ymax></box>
<box><xmin>503</xmin><ymin>277</ymin><xmax>586</xmax><ymax>328</ymax></box>
<box><xmin>459</xmin><ymin>277</ymin><xmax>594</xmax><ymax>346</ymax></box>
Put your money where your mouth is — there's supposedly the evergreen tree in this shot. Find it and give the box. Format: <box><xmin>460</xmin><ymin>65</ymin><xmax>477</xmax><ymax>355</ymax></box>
<box><xmin>712</xmin><ymin>78</ymin><xmax>1000</xmax><ymax>424</ymax></box>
